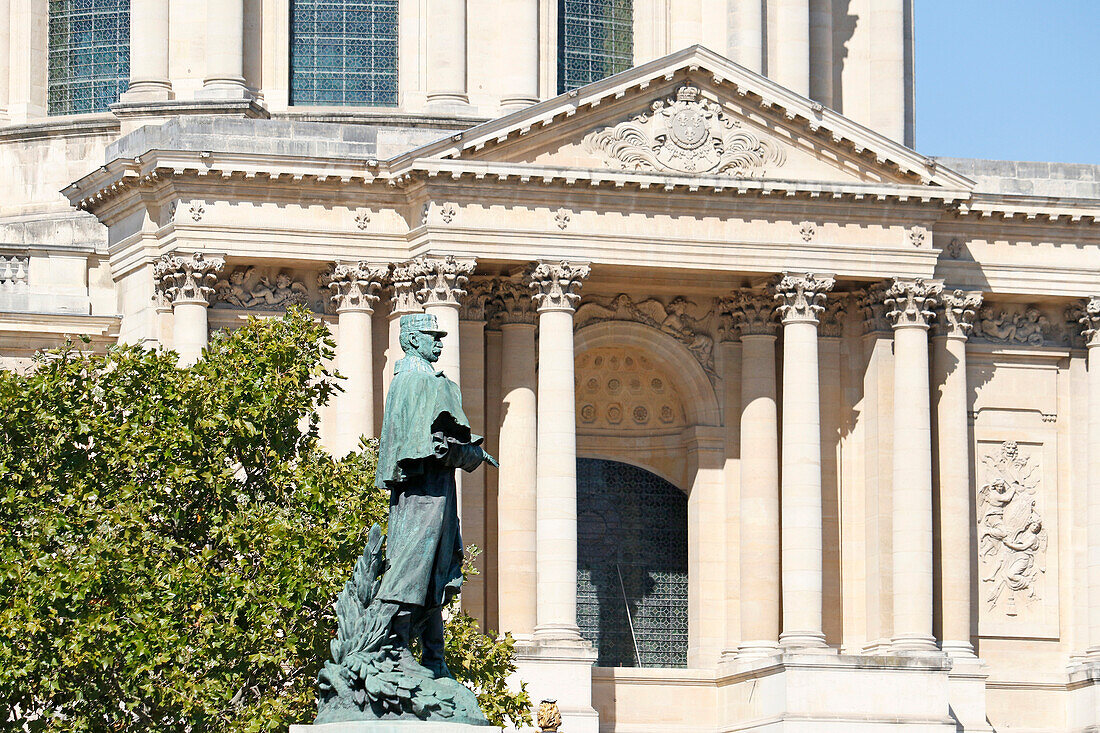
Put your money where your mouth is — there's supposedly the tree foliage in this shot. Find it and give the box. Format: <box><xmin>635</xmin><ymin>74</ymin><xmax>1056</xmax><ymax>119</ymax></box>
<box><xmin>0</xmin><ymin>307</ymin><xmax>529</xmax><ymax>731</ymax></box>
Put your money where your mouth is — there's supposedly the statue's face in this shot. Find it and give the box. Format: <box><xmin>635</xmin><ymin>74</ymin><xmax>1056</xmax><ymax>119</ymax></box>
<box><xmin>410</xmin><ymin>330</ymin><xmax>443</xmax><ymax>362</ymax></box>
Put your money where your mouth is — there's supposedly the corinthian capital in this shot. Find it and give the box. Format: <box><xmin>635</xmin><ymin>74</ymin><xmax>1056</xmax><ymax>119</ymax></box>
<box><xmin>389</xmin><ymin>262</ymin><xmax>421</xmax><ymax>315</ymax></box>
<box><xmin>858</xmin><ymin>283</ymin><xmax>891</xmax><ymax>334</ymax></box>
<box><xmin>322</xmin><ymin>262</ymin><xmax>387</xmax><ymax>313</ymax></box>
<box><xmin>528</xmin><ymin>260</ymin><xmax>590</xmax><ymax>313</ymax></box>
<box><xmin>726</xmin><ymin>291</ymin><xmax>779</xmax><ymax>336</ymax></box>
<box><xmin>884</xmin><ymin>278</ymin><xmax>943</xmax><ymax>329</ymax></box>
<box><xmin>459</xmin><ymin>277</ymin><xmax>495</xmax><ymax>321</ymax></box>
<box><xmin>411</xmin><ymin>255</ymin><xmax>476</xmax><ymax>307</ymax></box>
<box><xmin>772</xmin><ymin>272</ymin><xmax>835</xmax><ymax>325</ymax></box>
<box><xmin>819</xmin><ymin>295</ymin><xmax>849</xmax><ymax>338</ymax></box>
<box><xmin>1077</xmin><ymin>296</ymin><xmax>1100</xmax><ymax>348</ymax></box>
<box><xmin>153</xmin><ymin>252</ymin><xmax>224</xmax><ymax>306</ymax></box>
<box><xmin>497</xmin><ymin>278</ymin><xmax>538</xmax><ymax>325</ymax></box>
<box><xmin>934</xmin><ymin>289</ymin><xmax>983</xmax><ymax>338</ymax></box>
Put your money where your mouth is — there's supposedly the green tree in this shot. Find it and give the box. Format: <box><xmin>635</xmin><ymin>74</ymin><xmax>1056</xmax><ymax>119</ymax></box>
<box><xmin>0</xmin><ymin>307</ymin><xmax>529</xmax><ymax>731</ymax></box>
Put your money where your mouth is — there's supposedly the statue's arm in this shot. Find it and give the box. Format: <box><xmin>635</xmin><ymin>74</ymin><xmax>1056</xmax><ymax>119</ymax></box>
<box><xmin>431</xmin><ymin>431</ymin><xmax>498</xmax><ymax>472</ymax></box>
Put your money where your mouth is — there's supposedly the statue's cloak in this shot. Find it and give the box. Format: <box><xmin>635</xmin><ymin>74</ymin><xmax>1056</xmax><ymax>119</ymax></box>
<box><xmin>375</xmin><ymin>355</ymin><xmax>480</xmax><ymax>608</ymax></box>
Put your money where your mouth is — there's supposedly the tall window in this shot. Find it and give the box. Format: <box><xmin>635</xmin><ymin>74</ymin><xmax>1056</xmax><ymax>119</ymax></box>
<box><xmin>576</xmin><ymin>458</ymin><xmax>688</xmax><ymax>668</ymax></box>
<box><xmin>557</xmin><ymin>0</ymin><xmax>633</xmax><ymax>94</ymax></box>
<box><xmin>290</xmin><ymin>0</ymin><xmax>399</xmax><ymax>106</ymax></box>
<box><xmin>47</xmin><ymin>0</ymin><xmax>130</xmax><ymax>115</ymax></box>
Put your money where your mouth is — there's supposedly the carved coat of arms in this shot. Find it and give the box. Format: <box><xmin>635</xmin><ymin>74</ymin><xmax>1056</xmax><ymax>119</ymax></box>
<box><xmin>582</xmin><ymin>84</ymin><xmax>785</xmax><ymax>176</ymax></box>
<box><xmin>978</xmin><ymin>441</ymin><xmax>1047</xmax><ymax>616</ymax></box>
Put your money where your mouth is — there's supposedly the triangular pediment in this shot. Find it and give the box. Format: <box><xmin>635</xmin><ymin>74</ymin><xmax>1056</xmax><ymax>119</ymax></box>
<box><xmin>390</xmin><ymin>46</ymin><xmax>973</xmax><ymax>191</ymax></box>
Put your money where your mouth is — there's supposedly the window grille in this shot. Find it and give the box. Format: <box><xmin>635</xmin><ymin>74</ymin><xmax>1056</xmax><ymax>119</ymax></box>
<box><xmin>290</xmin><ymin>0</ymin><xmax>399</xmax><ymax>106</ymax></box>
<box><xmin>576</xmin><ymin>457</ymin><xmax>688</xmax><ymax>668</ymax></box>
<box><xmin>557</xmin><ymin>0</ymin><xmax>633</xmax><ymax>94</ymax></box>
<box><xmin>47</xmin><ymin>0</ymin><xmax>129</xmax><ymax>115</ymax></box>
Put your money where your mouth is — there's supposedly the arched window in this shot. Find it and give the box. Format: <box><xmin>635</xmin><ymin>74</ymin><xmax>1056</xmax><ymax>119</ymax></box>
<box><xmin>576</xmin><ymin>457</ymin><xmax>688</xmax><ymax>667</ymax></box>
<box><xmin>557</xmin><ymin>0</ymin><xmax>633</xmax><ymax>94</ymax></box>
<box><xmin>290</xmin><ymin>0</ymin><xmax>399</xmax><ymax>106</ymax></box>
<box><xmin>47</xmin><ymin>0</ymin><xmax>130</xmax><ymax>115</ymax></box>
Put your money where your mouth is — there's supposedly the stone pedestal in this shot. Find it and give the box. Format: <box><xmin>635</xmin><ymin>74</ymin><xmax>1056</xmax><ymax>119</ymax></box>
<box><xmin>717</xmin><ymin>652</ymin><xmax>958</xmax><ymax>732</ymax></box>
<box><xmin>514</xmin><ymin>640</ymin><xmax>599</xmax><ymax>733</ymax></box>
<box><xmin>1070</xmin><ymin>663</ymin><xmax>1100</xmax><ymax>731</ymax></box>
<box><xmin>946</xmin><ymin>656</ymin><xmax>993</xmax><ymax>732</ymax></box>
<box><xmin>290</xmin><ymin>722</ymin><xmax>501</xmax><ymax>733</ymax></box>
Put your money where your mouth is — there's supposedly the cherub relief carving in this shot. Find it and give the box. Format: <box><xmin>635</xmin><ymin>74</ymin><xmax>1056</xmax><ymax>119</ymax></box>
<box><xmin>214</xmin><ymin>267</ymin><xmax>311</xmax><ymax>309</ymax></box>
<box><xmin>972</xmin><ymin>304</ymin><xmax>1059</xmax><ymax>346</ymax></box>
<box><xmin>978</xmin><ymin>441</ymin><xmax>1047</xmax><ymax>616</ymax></box>
<box><xmin>575</xmin><ymin>293</ymin><xmax>716</xmax><ymax>377</ymax></box>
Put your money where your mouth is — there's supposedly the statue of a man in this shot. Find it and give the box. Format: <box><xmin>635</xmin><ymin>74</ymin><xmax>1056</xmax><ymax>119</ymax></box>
<box><xmin>374</xmin><ymin>312</ymin><xmax>497</xmax><ymax>678</ymax></box>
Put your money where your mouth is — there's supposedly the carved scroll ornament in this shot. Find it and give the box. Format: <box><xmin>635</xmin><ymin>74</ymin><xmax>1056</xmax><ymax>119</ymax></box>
<box><xmin>582</xmin><ymin>84</ymin><xmax>786</xmax><ymax>177</ymax></box>
<box><xmin>978</xmin><ymin>441</ymin><xmax>1047</xmax><ymax>616</ymax></box>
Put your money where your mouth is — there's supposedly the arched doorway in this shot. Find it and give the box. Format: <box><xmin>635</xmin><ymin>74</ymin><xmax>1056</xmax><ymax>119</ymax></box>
<box><xmin>576</xmin><ymin>457</ymin><xmax>688</xmax><ymax>668</ymax></box>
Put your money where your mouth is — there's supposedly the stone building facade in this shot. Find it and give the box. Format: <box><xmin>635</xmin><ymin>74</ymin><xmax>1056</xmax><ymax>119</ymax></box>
<box><xmin>4</xmin><ymin>1</ymin><xmax>1100</xmax><ymax>731</ymax></box>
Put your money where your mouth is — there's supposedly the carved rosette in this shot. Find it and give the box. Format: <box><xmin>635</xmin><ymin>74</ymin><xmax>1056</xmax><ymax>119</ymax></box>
<box><xmin>884</xmin><ymin>278</ymin><xmax>943</xmax><ymax>329</ymax></box>
<box><xmin>459</xmin><ymin>277</ymin><xmax>495</xmax><ymax>321</ymax></box>
<box><xmin>389</xmin><ymin>262</ymin><xmax>421</xmax><ymax>316</ymax></box>
<box><xmin>496</xmin><ymin>278</ymin><xmax>538</xmax><ymax>325</ymax></box>
<box><xmin>322</xmin><ymin>262</ymin><xmax>387</xmax><ymax>314</ymax></box>
<box><xmin>528</xmin><ymin>260</ymin><xmax>590</xmax><ymax>313</ymax></box>
<box><xmin>727</xmin><ymin>291</ymin><xmax>779</xmax><ymax>337</ymax></box>
<box><xmin>934</xmin><ymin>289</ymin><xmax>983</xmax><ymax>339</ymax></box>
<box><xmin>819</xmin><ymin>294</ymin><xmax>849</xmax><ymax>338</ymax></box>
<box><xmin>772</xmin><ymin>273</ymin><xmax>835</xmax><ymax>325</ymax></box>
<box><xmin>1078</xmin><ymin>296</ymin><xmax>1100</xmax><ymax>348</ymax></box>
<box><xmin>153</xmin><ymin>252</ymin><xmax>224</xmax><ymax>306</ymax></box>
<box><xmin>857</xmin><ymin>284</ymin><xmax>892</xmax><ymax>335</ymax></box>
<box><xmin>412</xmin><ymin>255</ymin><xmax>476</xmax><ymax>307</ymax></box>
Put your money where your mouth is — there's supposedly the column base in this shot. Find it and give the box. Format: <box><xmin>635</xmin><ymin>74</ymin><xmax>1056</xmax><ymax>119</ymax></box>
<box><xmin>779</xmin><ymin>630</ymin><xmax>831</xmax><ymax>651</ymax></box>
<box><xmin>733</xmin><ymin>640</ymin><xmax>781</xmax><ymax>660</ymax></box>
<box><xmin>426</xmin><ymin>92</ymin><xmax>470</xmax><ymax>112</ymax></box>
<box><xmin>499</xmin><ymin>95</ymin><xmax>539</xmax><ymax>112</ymax></box>
<box><xmin>197</xmin><ymin>77</ymin><xmax>252</xmax><ymax>100</ymax></box>
<box><xmin>891</xmin><ymin>634</ymin><xmax>940</xmax><ymax>653</ymax></box>
<box><xmin>718</xmin><ymin>651</ymin><xmax>957</xmax><ymax>732</ymax></box>
<box><xmin>119</xmin><ymin>79</ymin><xmax>173</xmax><ymax>103</ymax></box>
<box><xmin>533</xmin><ymin>622</ymin><xmax>584</xmax><ymax>643</ymax></box>
<box><xmin>514</xmin><ymin>638</ymin><xmax>598</xmax><ymax>733</ymax></box>
<box><xmin>941</xmin><ymin>641</ymin><xmax>978</xmax><ymax>659</ymax></box>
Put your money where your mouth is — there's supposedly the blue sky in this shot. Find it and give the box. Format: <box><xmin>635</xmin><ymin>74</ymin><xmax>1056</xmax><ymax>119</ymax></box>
<box><xmin>915</xmin><ymin>1</ymin><xmax>1100</xmax><ymax>164</ymax></box>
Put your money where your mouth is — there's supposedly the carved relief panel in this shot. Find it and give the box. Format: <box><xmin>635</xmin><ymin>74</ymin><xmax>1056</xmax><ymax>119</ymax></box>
<box><xmin>970</xmin><ymin>353</ymin><xmax>1062</xmax><ymax>639</ymax></box>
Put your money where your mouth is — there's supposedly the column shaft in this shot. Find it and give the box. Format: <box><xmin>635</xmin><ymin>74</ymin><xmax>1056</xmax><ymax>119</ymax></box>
<box><xmin>123</xmin><ymin>0</ymin><xmax>171</xmax><ymax>100</ymax></box>
<box><xmin>774</xmin><ymin>0</ymin><xmax>810</xmax><ymax>96</ymax></box>
<box><xmin>335</xmin><ymin>308</ymin><xmax>374</xmax><ymax>455</ymax></box>
<box><xmin>933</xmin><ymin>333</ymin><xmax>973</xmax><ymax>655</ymax></box>
<box><xmin>887</xmin><ymin>278</ymin><xmax>941</xmax><ymax>652</ymax></box>
<box><xmin>483</xmin><ymin>327</ymin><xmax>503</xmax><ymax>632</ymax></box>
<box><xmin>731</xmin><ymin>0</ymin><xmax>763</xmax><ymax>73</ymax></box>
<box><xmin>173</xmin><ymin>301</ymin><xmax>209</xmax><ymax>366</ymax></box>
<box><xmin>459</xmin><ymin>319</ymin><xmax>487</xmax><ymax>624</ymax></box>
<box><xmin>202</xmin><ymin>0</ymin><xmax>248</xmax><ymax>97</ymax></box>
<box><xmin>1085</xmin><ymin>300</ymin><xmax>1100</xmax><ymax>657</ymax></box>
<box><xmin>809</xmin><ymin>0</ymin><xmax>833</xmax><ymax>107</ymax></box>
<box><xmin>870</xmin><ymin>0</ymin><xmax>906</xmax><ymax>142</ymax></box>
<box><xmin>497</xmin><ymin>322</ymin><xmax>539</xmax><ymax>638</ymax></box>
<box><xmin>738</xmin><ymin>333</ymin><xmax>780</xmax><ymax>655</ymax></box>
<box><xmin>720</xmin><ymin>339</ymin><xmax>742</xmax><ymax>657</ymax></box>
<box><xmin>426</xmin><ymin>0</ymin><xmax>468</xmax><ymax>105</ymax></box>
<box><xmin>498</xmin><ymin>0</ymin><xmax>538</xmax><ymax>108</ymax></box>
<box><xmin>0</xmin><ymin>0</ymin><xmax>10</xmax><ymax>116</ymax></box>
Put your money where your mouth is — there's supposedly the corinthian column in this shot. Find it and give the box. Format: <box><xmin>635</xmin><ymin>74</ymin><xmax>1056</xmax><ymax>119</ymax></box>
<box><xmin>774</xmin><ymin>272</ymin><xmax>834</xmax><ymax>649</ymax></box>
<box><xmin>201</xmin><ymin>0</ymin><xmax>248</xmax><ymax>98</ymax></box>
<box><xmin>412</xmin><ymin>255</ymin><xmax>476</xmax><ymax>384</ymax></box>
<box><xmin>153</xmin><ymin>253</ymin><xmax>224</xmax><ymax>367</ymax></box>
<box><xmin>426</xmin><ymin>0</ymin><xmax>468</xmax><ymax>106</ymax></box>
<box><xmin>933</xmin><ymin>289</ymin><xmax>983</xmax><ymax>658</ymax></box>
<box><xmin>325</xmin><ymin>263</ymin><xmax>387</xmax><ymax>457</ymax></box>
<box><xmin>885</xmin><ymin>277</ymin><xmax>943</xmax><ymax>652</ymax></box>
<box><xmin>731</xmin><ymin>292</ymin><xmax>781</xmax><ymax>658</ymax></box>
<box><xmin>1081</xmin><ymin>298</ymin><xmax>1100</xmax><ymax>660</ymax></box>
<box><xmin>529</xmin><ymin>260</ymin><xmax>590</xmax><ymax>642</ymax></box>
<box><xmin>384</xmin><ymin>264</ymin><xmax>422</xmax><ymax>399</ymax></box>
<box><xmin>496</xmin><ymin>279</ymin><xmax>540</xmax><ymax>639</ymax></box>
<box><xmin>121</xmin><ymin>0</ymin><xmax>171</xmax><ymax>101</ymax></box>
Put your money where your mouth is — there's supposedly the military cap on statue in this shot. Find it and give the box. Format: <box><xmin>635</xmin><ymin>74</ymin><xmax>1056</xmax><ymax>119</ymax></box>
<box><xmin>399</xmin><ymin>312</ymin><xmax>447</xmax><ymax>336</ymax></box>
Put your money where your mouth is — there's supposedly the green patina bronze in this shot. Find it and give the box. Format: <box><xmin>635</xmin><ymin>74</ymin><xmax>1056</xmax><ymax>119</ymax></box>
<box><xmin>316</xmin><ymin>313</ymin><xmax>498</xmax><ymax>726</ymax></box>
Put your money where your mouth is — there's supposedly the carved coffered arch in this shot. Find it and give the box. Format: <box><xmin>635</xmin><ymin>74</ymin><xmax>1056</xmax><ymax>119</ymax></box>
<box><xmin>573</xmin><ymin>319</ymin><xmax>720</xmax><ymax>428</ymax></box>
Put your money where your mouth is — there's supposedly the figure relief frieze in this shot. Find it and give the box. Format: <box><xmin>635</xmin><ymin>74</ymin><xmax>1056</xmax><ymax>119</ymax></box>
<box><xmin>933</xmin><ymin>290</ymin><xmax>983</xmax><ymax>338</ymax></box>
<box><xmin>772</xmin><ymin>273</ymin><xmax>835</xmax><ymax>325</ymax></box>
<box><xmin>154</xmin><ymin>252</ymin><xmax>224</xmax><ymax>306</ymax></box>
<box><xmin>979</xmin><ymin>441</ymin><xmax>1047</xmax><ymax>617</ymax></box>
<box><xmin>212</xmin><ymin>266</ymin><xmax>312</xmax><ymax>310</ymax></box>
<box><xmin>884</xmin><ymin>278</ymin><xmax>942</xmax><ymax>329</ymax></box>
<box><xmin>575</xmin><ymin>293</ymin><xmax>717</xmax><ymax>377</ymax></box>
<box><xmin>970</xmin><ymin>302</ymin><xmax>1070</xmax><ymax>347</ymax></box>
<box><xmin>582</xmin><ymin>83</ymin><xmax>786</xmax><ymax>177</ymax></box>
